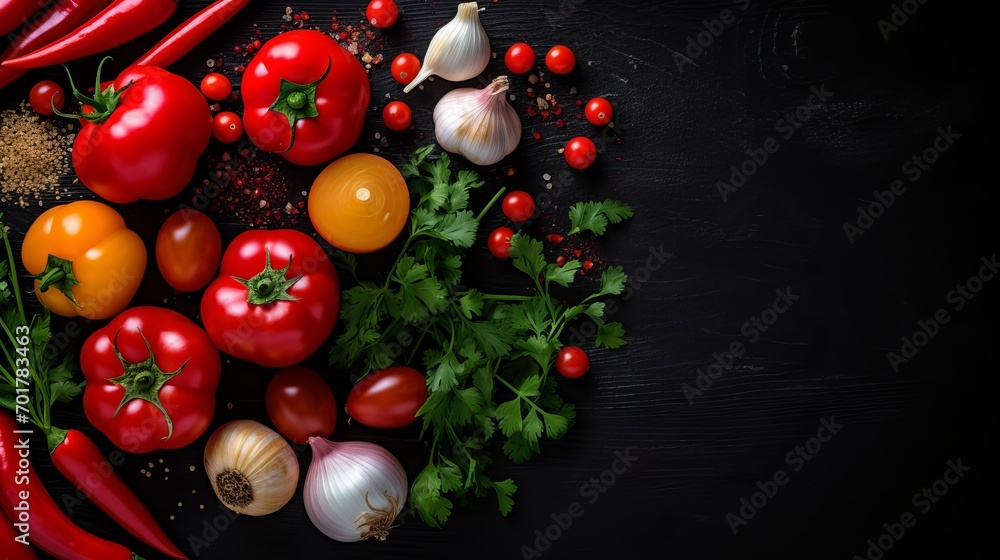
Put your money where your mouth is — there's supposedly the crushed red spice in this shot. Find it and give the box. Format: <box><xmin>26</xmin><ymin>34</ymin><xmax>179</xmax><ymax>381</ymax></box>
<box><xmin>195</xmin><ymin>147</ymin><xmax>306</xmax><ymax>228</ymax></box>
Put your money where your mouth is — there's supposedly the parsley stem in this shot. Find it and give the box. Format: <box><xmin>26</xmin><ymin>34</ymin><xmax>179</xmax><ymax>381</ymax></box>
<box><xmin>479</xmin><ymin>293</ymin><xmax>531</xmax><ymax>301</ymax></box>
<box><xmin>406</xmin><ymin>320</ymin><xmax>435</xmax><ymax>365</ymax></box>
<box><xmin>494</xmin><ymin>374</ymin><xmax>548</xmax><ymax>416</ymax></box>
<box><xmin>476</xmin><ymin>187</ymin><xmax>507</xmax><ymax>223</ymax></box>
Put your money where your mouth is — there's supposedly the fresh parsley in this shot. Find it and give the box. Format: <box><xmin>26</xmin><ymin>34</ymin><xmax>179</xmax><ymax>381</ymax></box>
<box><xmin>567</xmin><ymin>198</ymin><xmax>634</xmax><ymax>236</ymax></box>
<box><xmin>330</xmin><ymin>146</ymin><xmax>633</xmax><ymax>527</ymax></box>
<box><xmin>0</xmin><ymin>214</ymin><xmax>85</xmax><ymax>448</ymax></box>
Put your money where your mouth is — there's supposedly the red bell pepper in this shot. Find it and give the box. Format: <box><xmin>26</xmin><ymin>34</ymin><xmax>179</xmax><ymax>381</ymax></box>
<box><xmin>49</xmin><ymin>428</ymin><xmax>187</xmax><ymax>559</ymax></box>
<box><xmin>0</xmin><ymin>0</ymin><xmax>110</xmax><ymax>89</ymax></box>
<box><xmin>80</xmin><ymin>306</ymin><xmax>222</xmax><ymax>454</ymax></box>
<box><xmin>1</xmin><ymin>413</ymin><xmax>144</xmax><ymax>560</ymax></box>
<box><xmin>0</xmin><ymin>0</ymin><xmax>42</xmax><ymax>36</ymax></box>
<box><xmin>1</xmin><ymin>0</ymin><xmax>178</xmax><ymax>69</ymax></box>
<box><xmin>131</xmin><ymin>0</ymin><xmax>250</xmax><ymax>68</ymax></box>
<box><xmin>242</xmin><ymin>29</ymin><xmax>371</xmax><ymax>166</ymax></box>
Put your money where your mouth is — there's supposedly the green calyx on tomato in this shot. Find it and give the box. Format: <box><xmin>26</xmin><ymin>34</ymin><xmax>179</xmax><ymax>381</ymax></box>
<box><xmin>33</xmin><ymin>254</ymin><xmax>81</xmax><ymax>306</ymax></box>
<box><xmin>108</xmin><ymin>328</ymin><xmax>185</xmax><ymax>440</ymax></box>
<box><xmin>233</xmin><ymin>248</ymin><xmax>302</xmax><ymax>305</ymax></box>
<box><xmin>268</xmin><ymin>58</ymin><xmax>331</xmax><ymax>150</ymax></box>
<box><xmin>53</xmin><ymin>57</ymin><xmax>132</xmax><ymax>124</ymax></box>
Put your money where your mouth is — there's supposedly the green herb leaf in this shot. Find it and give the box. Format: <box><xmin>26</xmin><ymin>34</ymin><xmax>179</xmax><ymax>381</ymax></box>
<box><xmin>596</xmin><ymin>266</ymin><xmax>628</xmax><ymax>298</ymax></box>
<box><xmin>429</xmin><ymin>210</ymin><xmax>478</xmax><ymax>248</ymax></box>
<box><xmin>491</xmin><ymin>478</ymin><xmax>517</xmax><ymax>516</ymax></box>
<box><xmin>457</xmin><ymin>289</ymin><xmax>484</xmax><ymax>319</ymax></box>
<box><xmin>596</xmin><ymin>321</ymin><xmax>627</xmax><ymax>349</ymax></box>
<box><xmin>543</xmin><ymin>260</ymin><xmax>582</xmax><ymax>288</ymax></box>
<box><xmin>508</xmin><ymin>234</ymin><xmax>546</xmax><ymax>281</ymax></box>
<box><xmin>567</xmin><ymin>199</ymin><xmax>634</xmax><ymax>236</ymax></box>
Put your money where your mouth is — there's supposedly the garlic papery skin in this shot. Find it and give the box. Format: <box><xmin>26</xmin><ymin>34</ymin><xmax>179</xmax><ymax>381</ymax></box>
<box><xmin>204</xmin><ymin>420</ymin><xmax>300</xmax><ymax>516</ymax></box>
<box><xmin>403</xmin><ymin>2</ymin><xmax>491</xmax><ymax>93</ymax></box>
<box><xmin>433</xmin><ymin>75</ymin><xmax>521</xmax><ymax>166</ymax></box>
<box><xmin>304</xmin><ymin>437</ymin><xmax>409</xmax><ymax>542</ymax></box>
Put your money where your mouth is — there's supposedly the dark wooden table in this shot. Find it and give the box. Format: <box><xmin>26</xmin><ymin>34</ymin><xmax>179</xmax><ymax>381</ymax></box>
<box><xmin>2</xmin><ymin>1</ymin><xmax>994</xmax><ymax>559</ymax></box>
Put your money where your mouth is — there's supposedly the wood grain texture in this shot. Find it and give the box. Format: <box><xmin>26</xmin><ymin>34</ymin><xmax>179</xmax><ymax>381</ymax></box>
<box><xmin>1</xmin><ymin>0</ymin><xmax>994</xmax><ymax>558</ymax></box>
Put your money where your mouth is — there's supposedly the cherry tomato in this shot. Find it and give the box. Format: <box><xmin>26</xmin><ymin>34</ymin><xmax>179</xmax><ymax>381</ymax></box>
<box><xmin>585</xmin><ymin>97</ymin><xmax>613</xmax><ymax>126</ymax></box>
<box><xmin>212</xmin><ymin>111</ymin><xmax>243</xmax><ymax>143</ymax></box>
<box><xmin>564</xmin><ymin>136</ymin><xmax>597</xmax><ymax>170</ymax></box>
<box><xmin>367</xmin><ymin>0</ymin><xmax>399</xmax><ymax>28</ymax></box>
<box><xmin>556</xmin><ymin>346</ymin><xmax>590</xmax><ymax>378</ymax></box>
<box><xmin>545</xmin><ymin>45</ymin><xmax>576</xmax><ymax>75</ymax></box>
<box><xmin>502</xmin><ymin>191</ymin><xmax>536</xmax><ymax>222</ymax></box>
<box><xmin>391</xmin><ymin>53</ymin><xmax>421</xmax><ymax>85</ymax></box>
<box><xmin>382</xmin><ymin>100</ymin><xmax>411</xmax><ymax>131</ymax></box>
<box><xmin>200</xmin><ymin>72</ymin><xmax>232</xmax><ymax>101</ymax></box>
<box><xmin>504</xmin><ymin>43</ymin><xmax>536</xmax><ymax>74</ymax></box>
<box><xmin>266</xmin><ymin>366</ymin><xmax>338</xmax><ymax>445</ymax></box>
<box><xmin>155</xmin><ymin>209</ymin><xmax>222</xmax><ymax>292</ymax></box>
<box><xmin>489</xmin><ymin>227</ymin><xmax>514</xmax><ymax>259</ymax></box>
<box><xmin>346</xmin><ymin>366</ymin><xmax>427</xmax><ymax>429</ymax></box>
<box><xmin>28</xmin><ymin>80</ymin><xmax>64</xmax><ymax>115</ymax></box>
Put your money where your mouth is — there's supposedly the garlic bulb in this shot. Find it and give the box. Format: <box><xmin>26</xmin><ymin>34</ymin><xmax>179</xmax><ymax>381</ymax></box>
<box><xmin>204</xmin><ymin>420</ymin><xmax>299</xmax><ymax>516</ymax></box>
<box><xmin>433</xmin><ymin>75</ymin><xmax>521</xmax><ymax>166</ymax></box>
<box><xmin>304</xmin><ymin>437</ymin><xmax>408</xmax><ymax>542</ymax></box>
<box><xmin>403</xmin><ymin>2</ymin><xmax>490</xmax><ymax>93</ymax></box>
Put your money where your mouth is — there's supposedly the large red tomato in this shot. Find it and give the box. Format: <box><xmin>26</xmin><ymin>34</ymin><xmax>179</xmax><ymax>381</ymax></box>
<box><xmin>71</xmin><ymin>61</ymin><xmax>212</xmax><ymax>202</ymax></box>
<box><xmin>241</xmin><ymin>29</ymin><xmax>370</xmax><ymax>166</ymax></box>
<box><xmin>200</xmin><ymin>229</ymin><xmax>340</xmax><ymax>367</ymax></box>
<box><xmin>80</xmin><ymin>307</ymin><xmax>222</xmax><ymax>453</ymax></box>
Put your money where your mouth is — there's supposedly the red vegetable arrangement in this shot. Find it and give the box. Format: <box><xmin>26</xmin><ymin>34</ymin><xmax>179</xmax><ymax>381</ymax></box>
<box><xmin>0</xmin><ymin>0</ymin><xmax>633</xmax><ymax>554</ymax></box>
<box><xmin>1</xmin><ymin>220</ymin><xmax>187</xmax><ymax>559</ymax></box>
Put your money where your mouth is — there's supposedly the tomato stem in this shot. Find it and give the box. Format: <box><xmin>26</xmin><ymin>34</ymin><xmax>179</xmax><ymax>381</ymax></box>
<box><xmin>267</xmin><ymin>57</ymin><xmax>332</xmax><ymax>151</ymax></box>
<box><xmin>108</xmin><ymin>328</ymin><xmax>187</xmax><ymax>441</ymax></box>
<box><xmin>233</xmin><ymin>248</ymin><xmax>302</xmax><ymax>305</ymax></box>
<box><xmin>52</xmin><ymin>56</ymin><xmax>131</xmax><ymax>123</ymax></box>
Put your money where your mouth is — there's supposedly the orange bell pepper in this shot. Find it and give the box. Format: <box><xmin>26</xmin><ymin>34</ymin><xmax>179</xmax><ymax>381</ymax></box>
<box><xmin>21</xmin><ymin>200</ymin><xmax>146</xmax><ymax>319</ymax></box>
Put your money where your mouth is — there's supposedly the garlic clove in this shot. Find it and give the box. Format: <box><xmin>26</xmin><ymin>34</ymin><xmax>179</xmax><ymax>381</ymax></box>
<box><xmin>433</xmin><ymin>76</ymin><xmax>522</xmax><ymax>166</ymax></box>
<box><xmin>404</xmin><ymin>2</ymin><xmax>491</xmax><ymax>93</ymax></box>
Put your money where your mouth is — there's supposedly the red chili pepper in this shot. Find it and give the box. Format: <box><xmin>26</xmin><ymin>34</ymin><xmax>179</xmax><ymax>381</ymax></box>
<box><xmin>0</xmin><ymin>0</ymin><xmax>43</xmax><ymax>36</ymax></box>
<box><xmin>131</xmin><ymin>0</ymin><xmax>250</xmax><ymax>68</ymax></box>
<box><xmin>0</xmin><ymin>414</ymin><xmax>144</xmax><ymax>560</ymax></box>
<box><xmin>0</xmin><ymin>505</ymin><xmax>39</xmax><ymax>560</ymax></box>
<box><xmin>0</xmin><ymin>0</ymin><xmax>111</xmax><ymax>89</ymax></box>
<box><xmin>1</xmin><ymin>0</ymin><xmax>178</xmax><ymax>70</ymax></box>
<box><xmin>49</xmin><ymin>428</ymin><xmax>187</xmax><ymax>559</ymax></box>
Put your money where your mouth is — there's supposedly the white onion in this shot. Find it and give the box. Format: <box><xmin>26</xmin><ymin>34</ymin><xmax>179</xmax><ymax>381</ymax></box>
<box><xmin>304</xmin><ymin>437</ymin><xmax>409</xmax><ymax>542</ymax></box>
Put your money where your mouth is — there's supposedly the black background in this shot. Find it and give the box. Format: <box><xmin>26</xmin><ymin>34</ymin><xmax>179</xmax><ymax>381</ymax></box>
<box><xmin>2</xmin><ymin>0</ymin><xmax>996</xmax><ymax>559</ymax></box>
